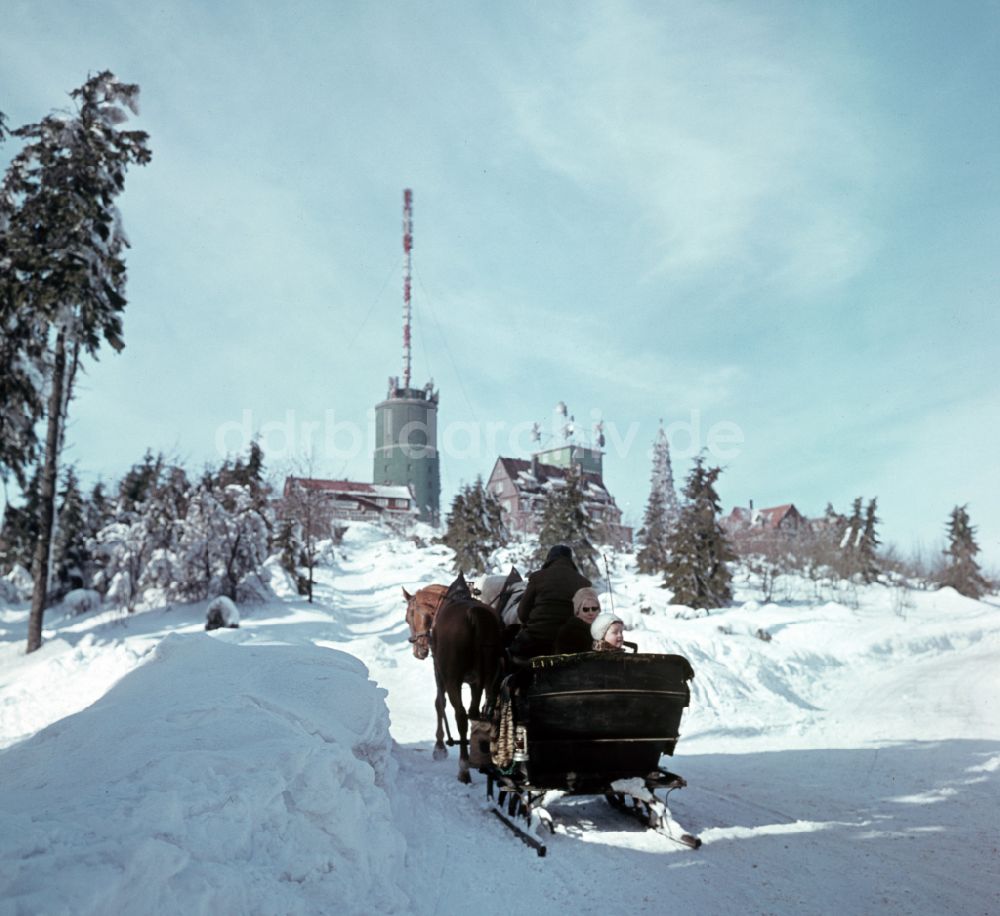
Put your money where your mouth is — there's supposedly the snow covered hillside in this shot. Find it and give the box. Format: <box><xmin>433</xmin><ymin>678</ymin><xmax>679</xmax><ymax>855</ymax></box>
<box><xmin>1</xmin><ymin>523</ymin><xmax>997</xmax><ymax>915</ymax></box>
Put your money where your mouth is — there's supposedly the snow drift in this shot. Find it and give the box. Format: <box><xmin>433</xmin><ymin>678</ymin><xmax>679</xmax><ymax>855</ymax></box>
<box><xmin>0</xmin><ymin>633</ymin><xmax>407</xmax><ymax>915</ymax></box>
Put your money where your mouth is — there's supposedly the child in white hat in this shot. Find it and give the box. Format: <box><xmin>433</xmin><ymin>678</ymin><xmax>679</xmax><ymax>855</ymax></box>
<box><xmin>590</xmin><ymin>613</ymin><xmax>625</xmax><ymax>652</ymax></box>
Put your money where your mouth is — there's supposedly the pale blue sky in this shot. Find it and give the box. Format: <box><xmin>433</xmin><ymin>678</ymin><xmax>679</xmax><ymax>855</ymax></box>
<box><xmin>3</xmin><ymin>0</ymin><xmax>998</xmax><ymax>566</ymax></box>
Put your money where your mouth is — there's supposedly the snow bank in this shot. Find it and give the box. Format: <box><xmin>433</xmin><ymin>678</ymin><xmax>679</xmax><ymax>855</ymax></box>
<box><xmin>0</xmin><ymin>629</ymin><xmax>156</xmax><ymax>751</ymax></box>
<box><xmin>0</xmin><ymin>633</ymin><xmax>408</xmax><ymax>915</ymax></box>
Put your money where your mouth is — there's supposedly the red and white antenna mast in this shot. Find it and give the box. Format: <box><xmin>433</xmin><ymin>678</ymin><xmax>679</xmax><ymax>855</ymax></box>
<box><xmin>402</xmin><ymin>188</ymin><xmax>413</xmax><ymax>391</ymax></box>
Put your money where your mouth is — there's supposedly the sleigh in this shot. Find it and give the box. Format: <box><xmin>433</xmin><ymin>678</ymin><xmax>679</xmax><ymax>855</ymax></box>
<box><xmin>479</xmin><ymin>649</ymin><xmax>700</xmax><ymax>855</ymax></box>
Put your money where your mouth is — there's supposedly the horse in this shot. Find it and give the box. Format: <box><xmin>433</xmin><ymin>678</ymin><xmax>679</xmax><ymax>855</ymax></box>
<box><xmin>403</xmin><ymin>574</ymin><xmax>503</xmax><ymax>783</ymax></box>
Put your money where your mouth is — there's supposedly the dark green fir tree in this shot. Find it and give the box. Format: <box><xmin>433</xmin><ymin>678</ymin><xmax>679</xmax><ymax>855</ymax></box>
<box><xmin>939</xmin><ymin>505</ymin><xmax>989</xmax><ymax>599</ymax></box>
<box><xmin>858</xmin><ymin>498</ymin><xmax>881</xmax><ymax>584</ymax></box>
<box><xmin>0</xmin><ymin>467</ymin><xmax>42</xmax><ymax>572</ymax></box>
<box><xmin>51</xmin><ymin>465</ymin><xmax>90</xmax><ymax>597</ymax></box>
<box><xmin>535</xmin><ymin>466</ymin><xmax>598</xmax><ymax>578</ymax></box>
<box><xmin>2</xmin><ymin>71</ymin><xmax>150</xmax><ymax>651</ymax></box>
<box><xmin>442</xmin><ymin>477</ymin><xmax>507</xmax><ymax>575</ymax></box>
<box><xmin>663</xmin><ymin>456</ymin><xmax>735</xmax><ymax>610</ymax></box>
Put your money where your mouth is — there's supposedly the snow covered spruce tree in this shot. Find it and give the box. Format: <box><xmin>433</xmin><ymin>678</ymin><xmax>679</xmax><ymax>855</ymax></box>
<box><xmin>0</xmin><ymin>72</ymin><xmax>150</xmax><ymax>651</ymax></box>
<box><xmin>663</xmin><ymin>456</ymin><xmax>735</xmax><ymax>610</ymax></box>
<box><xmin>836</xmin><ymin>496</ymin><xmax>881</xmax><ymax>583</ymax></box>
<box><xmin>441</xmin><ymin>477</ymin><xmax>507</xmax><ymax>575</ymax></box>
<box><xmin>938</xmin><ymin>505</ymin><xmax>989</xmax><ymax>599</ymax></box>
<box><xmin>535</xmin><ymin>466</ymin><xmax>598</xmax><ymax>578</ymax></box>
<box><xmin>858</xmin><ymin>498</ymin><xmax>881</xmax><ymax>583</ymax></box>
<box><xmin>636</xmin><ymin>426</ymin><xmax>680</xmax><ymax>576</ymax></box>
<box><xmin>0</xmin><ymin>112</ymin><xmax>48</xmax><ymax>491</ymax></box>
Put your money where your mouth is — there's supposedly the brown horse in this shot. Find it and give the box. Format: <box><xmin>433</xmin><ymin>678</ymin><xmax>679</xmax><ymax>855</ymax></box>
<box><xmin>403</xmin><ymin>575</ymin><xmax>503</xmax><ymax>782</ymax></box>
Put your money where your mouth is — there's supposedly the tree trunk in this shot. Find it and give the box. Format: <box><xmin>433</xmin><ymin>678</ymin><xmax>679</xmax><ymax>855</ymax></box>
<box><xmin>27</xmin><ymin>329</ymin><xmax>67</xmax><ymax>653</ymax></box>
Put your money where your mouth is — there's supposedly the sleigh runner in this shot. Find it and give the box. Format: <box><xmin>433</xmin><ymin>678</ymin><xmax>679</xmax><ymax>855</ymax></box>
<box><xmin>474</xmin><ymin>650</ymin><xmax>701</xmax><ymax>855</ymax></box>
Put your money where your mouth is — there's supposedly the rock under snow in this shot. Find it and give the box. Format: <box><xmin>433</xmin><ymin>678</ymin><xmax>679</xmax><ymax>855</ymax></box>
<box><xmin>61</xmin><ymin>588</ymin><xmax>102</xmax><ymax>616</ymax></box>
<box><xmin>205</xmin><ymin>595</ymin><xmax>240</xmax><ymax>630</ymax></box>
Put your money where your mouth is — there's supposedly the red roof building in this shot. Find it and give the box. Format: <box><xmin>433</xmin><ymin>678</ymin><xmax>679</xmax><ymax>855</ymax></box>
<box><xmin>282</xmin><ymin>477</ymin><xmax>416</xmax><ymax>524</ymax></box>
<box><xmin>723</xmin><ymin>501</ymin><xmax>810</xmax><ymax>538</ymax></box>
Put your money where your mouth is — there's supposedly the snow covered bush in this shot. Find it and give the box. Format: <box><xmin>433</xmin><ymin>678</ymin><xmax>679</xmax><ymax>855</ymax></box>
<box><xmin>3</xmin><ymin>565</ymin><xmax>33</xmax><ymax>602</ymax></box>
<box><xmin>174</xmin><ymin>483</ymin><xmax>270</xmax><ymax>603</ymax></box>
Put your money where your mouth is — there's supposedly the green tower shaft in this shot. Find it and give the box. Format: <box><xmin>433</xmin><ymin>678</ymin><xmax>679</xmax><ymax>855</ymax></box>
<box><xmin>374</xmin><ymin>381</ymin><xmax>440</xmax><ymax>525</ymax></box>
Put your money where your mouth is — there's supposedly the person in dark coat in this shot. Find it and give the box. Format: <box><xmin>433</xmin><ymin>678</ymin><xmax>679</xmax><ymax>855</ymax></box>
<box><xmin>554</xmin><ymin>587</ymin><xmax>602</xmax><ymax>654</ymax></box>
<box><xmin>510</xmin><ymin>545</ymin><xmax>591</xmax><ymax>660</ymax></box>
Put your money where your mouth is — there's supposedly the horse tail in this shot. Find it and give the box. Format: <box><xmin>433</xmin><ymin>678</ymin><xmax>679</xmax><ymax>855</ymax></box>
<box><xmin>467</xmin><ymin>604</ymin><xmax>501</xmax><ymax>708</ymax></box>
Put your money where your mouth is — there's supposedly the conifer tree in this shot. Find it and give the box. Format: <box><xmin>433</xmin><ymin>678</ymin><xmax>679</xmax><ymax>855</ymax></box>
<box><xmin>1</xmin><ymin>72</ymin><xmax>151</xmax><ymax>651</ymax></box>
<box><xmin>442</xmin><ymin>477</ymin><xmax>507</xmax><ymax>575</ymax></box>
<box><xmin>0</xmin><ymin>468</ymin><xmax>42</xmax><ymax>573</ymax></box>
<box><xmin>842</xmin><ymin>497</ymin><xmax>864</xmax><ymax>551</ymax></box>
<box><xmin>118</xmin><ymin>451</ymin><xmax>165</xmax><ymax>517</ymax></box>
<box><xmin>636</xmin><ymin>487</ymin><xmax>671</xmax><ymax>576</ymax></box>
<box><xmin>649</xmin><ymin>425</ymin><xmax>680</xmax><ymax>522</ymax></box>
<box><xmin>636</xmin><ymin>427</ymin><xmax>679</xmax><ymax>576</ymax></box>
<box><xmin>86</xmin><ymin>481</ymin><xmax>113</xmax><ymax>540</ymax></box>
<box><xmin>939</xmin><ymin>505</ymin><xmax>989</xmax><ymax>599</ymax></box>
<box><xmin>535</xmin><ymin>466</ymin><xmax>598</xmax><ymax>577</ymax></box>
<box><xmin>218</xmin><ymin>439</ymin><xmax>267</xmax><ymax>506</ymax></box>
<box><xmin>858</xmin><ymin>498</ymin><xmax>881</xmax><ymax>584</ymax></box>
<box><xmin>833</xmin><ymin>496</ymin><xmax>880</xmax><ymax>582</ymax></box>
<box><xmin>273</xmin><ymin>518</ymin><xmax>303</xmax><ymax>580</ymax></box>
<box><xmin>51</xmin><ymin>466</ymin><xmax>89</xmax><ymax>597</ymax></box>
<box><xmin>0</xmin><ymin>111</ymin><xmax>48</xmax><ymax>488</ymax></box>
<box><xmin>663</xmin><ymin>456</ymin><xmax>735</xmax><ymax>610</ymax></box>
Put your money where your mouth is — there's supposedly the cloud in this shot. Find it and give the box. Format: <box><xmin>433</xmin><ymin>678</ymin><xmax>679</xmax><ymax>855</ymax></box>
<box><xmin>498</xmin><ymin>0</ymin><xmax>888</xmax><ymax>298</ymax></box>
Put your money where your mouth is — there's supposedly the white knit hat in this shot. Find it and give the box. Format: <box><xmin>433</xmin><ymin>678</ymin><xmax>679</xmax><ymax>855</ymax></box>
<box><xmin>590</xmin><ymin>613</ymin><xmax>623</xmax><ymax>642</ymax></box>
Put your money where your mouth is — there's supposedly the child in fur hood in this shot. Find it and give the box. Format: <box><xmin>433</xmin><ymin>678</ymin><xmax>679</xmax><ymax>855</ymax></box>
<box><xmin>591</xmin><ymin>613</ymin><xmax>625</xmax><ymax>651</ymax></box>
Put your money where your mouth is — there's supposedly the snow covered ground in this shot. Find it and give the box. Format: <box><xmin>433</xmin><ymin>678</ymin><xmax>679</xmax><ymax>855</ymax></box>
<box><xmin>1</xmin><ymin>523</ymin><xmax>997</xmax><ymax>915</ymax></box>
